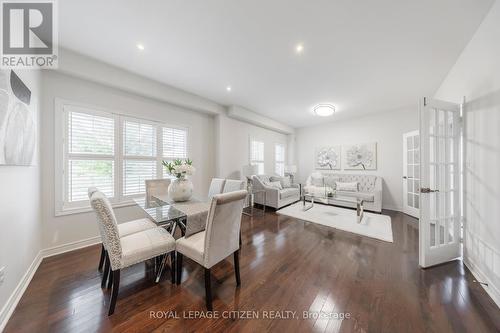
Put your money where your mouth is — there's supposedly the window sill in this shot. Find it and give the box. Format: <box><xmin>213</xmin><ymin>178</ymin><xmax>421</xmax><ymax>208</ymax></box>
<box><xmin>55</xmin><ymin>200</ymin><xmax>138</xmax><ymax>217</ymax></box>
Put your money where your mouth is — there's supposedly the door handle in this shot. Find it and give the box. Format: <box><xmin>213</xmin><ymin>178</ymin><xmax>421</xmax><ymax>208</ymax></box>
<box><xmin>403</xmin><ymin>176</ymin><xmax>407</xmax><ymax>179</ymax></box>
<box><xmin>420</xmin><ymin>187</ymin><xmax>439</xmax><ymax>193</ymax></box>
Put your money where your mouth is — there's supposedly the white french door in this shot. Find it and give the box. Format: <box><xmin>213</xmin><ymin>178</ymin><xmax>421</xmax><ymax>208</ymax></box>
<box><xmin>403</xmin><ymin>130</ymin><xmax>420</xmax><ymax>218</ymax></box>
<box><xmin>419</xmin><ymin>98</ymin><xmax>461</xmax><ymax>268</ymax></box>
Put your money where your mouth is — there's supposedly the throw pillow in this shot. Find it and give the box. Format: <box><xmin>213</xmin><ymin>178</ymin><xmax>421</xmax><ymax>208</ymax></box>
<box><xmin>268</xmin><ymin>181</ymin><xmax>283</xmax><ymax>190</ymax></box>
<box><xmin>336</xmin><ymin>181</ymin><xmax>359</xmax><ymax>192</ymax></box>
<box><xmin>280</xmin><ymin>176</ymin><xmax>292</xmax><ymax>188</ymax></box>
<box><xmin>311</xmin><ymin>175</ymin><xmax>324</xmax><ymax>187</ymax></box>
<box><xmin>324</xmin><ymin>175</ymin><xmax>340</xmax><ymax>190</ymax></box>
<box><xmin>270</xmin><ymin>176</ymin><xmax>292</xmax><ymax>188</ymax></box>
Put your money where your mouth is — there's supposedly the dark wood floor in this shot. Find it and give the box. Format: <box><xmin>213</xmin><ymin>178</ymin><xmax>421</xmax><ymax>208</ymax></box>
<box><xmin>5</xmin><ymin>209</ymin><xmax>500</xmax><ymax>333</ymax></box>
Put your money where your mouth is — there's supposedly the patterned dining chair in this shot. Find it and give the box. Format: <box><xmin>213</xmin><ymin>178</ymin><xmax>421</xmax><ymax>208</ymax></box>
<box><xmin>176</xmin><ymin>190</ymin><xmax>247</xmax><ymax>310</ymax></box>
<box><xmin>90</xmin><ymin>190</ymin><xmax>176</xmax><ymax>315</ymax></box>
<box><xmin>222</xmin><ymin>179</ymin><xmax>246</xmax><ymax>193</ymax></box>
<box><xmin>207</xmin><ymin>178</ymin><xmax>226</xmax><ymax>199</ymax></box>
<box><xmin>88</xmin><ymin>187</ymin><xmax>157</xmax><ymax>287</ymax></box>
<box><xmin>145</xmin><ymin>179</ymin><xmax>171</xmax><ymax>206</ymax></box>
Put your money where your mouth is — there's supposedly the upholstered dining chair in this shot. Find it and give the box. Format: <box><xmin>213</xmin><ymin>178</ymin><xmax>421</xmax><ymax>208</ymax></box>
<box><xmin>145</xmin><ymin>179</ymin><xmax>171</xmax><ymax>205</ymax></box>
<box><xmin>176</xmin><ymin>190</ymin><xmax>247</xmax><ymax>310</ymax></box>
<box><xmin>88</xmin><ymin>187</ymin><xmax>157</xmax><ymax>286</ymax></box>
<box><xmin>90</xmin><ymin>190</ymin><xmax>176</xmax><ymax>315</ymax></box>
<box><xmin>222</xmin><ymin>179</ymin><xmax>246</xmax><ymax>193</ymax></box>
<box><xmin>207</xmin><ymin>178</ymin><xmax>226</xmax><ymax>199</ymax></box>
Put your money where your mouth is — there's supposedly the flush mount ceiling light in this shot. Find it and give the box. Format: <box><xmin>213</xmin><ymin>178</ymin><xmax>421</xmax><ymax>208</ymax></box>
<box><xmin>295</xmin><ymin>43</ymin><xmax>304</xmax><ymax>54</ymax></box>
<box><xmin>226</xmin><ymin>86</ymin><xmax>232</xmax><ymax>92</ymax></box>
<box><xmin>136</xmin><ymin>43</ymin><xmax>145</xmax><ymax>51</ymax></box>
<box><xmin>313</xmin><ymin>104</ymin><xmax>335</xmax><ymax>117</ymax></box>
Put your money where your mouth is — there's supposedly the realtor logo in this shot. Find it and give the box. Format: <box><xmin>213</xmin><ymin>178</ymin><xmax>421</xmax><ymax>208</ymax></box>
<box><xmin>1</xmin><ymin>0</ymin><xmax>58</xmax><ymax>69</ymax></box>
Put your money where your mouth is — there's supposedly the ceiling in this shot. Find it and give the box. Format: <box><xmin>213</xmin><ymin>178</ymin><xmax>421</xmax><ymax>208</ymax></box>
<box><xmin>59</xmin><ymin>0</ymin><xmax>494</xmax><ymax>128</ymax></box>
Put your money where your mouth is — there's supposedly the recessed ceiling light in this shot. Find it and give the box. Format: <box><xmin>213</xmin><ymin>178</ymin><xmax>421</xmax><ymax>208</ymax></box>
<box><xmin>295</xmin><ymin>43</ymin><xmax>304</xmax><ymax>54</ymax></box>
<box><xmin>313</xmin><ymin>104</ymin><xmax>335</xmax><ymax>117</ymax></box>
<box><xmin>136</xmin><ymin>43</ymin><xmax>145</xmax><ymax>51</ymax></box>
<box><xmin>226</xmin><ymin>86</ymin><xmax>232</xmax><ymax>92</ymax></box>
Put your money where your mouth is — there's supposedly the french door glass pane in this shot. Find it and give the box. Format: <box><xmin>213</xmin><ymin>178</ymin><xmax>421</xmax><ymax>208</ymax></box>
<box><xmin>69</xmin><ymin>159</ymin><xmax>114</xmax><ymax>202</ymax></box>
<box><xmin>123</xmin><ymin>160</ymin><xmax>156</xmax><ymax>196</ymax></box>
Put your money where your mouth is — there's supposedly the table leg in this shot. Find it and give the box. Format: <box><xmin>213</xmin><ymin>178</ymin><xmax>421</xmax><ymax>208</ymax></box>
<box><xmin>357</xmin><ymin>201</ymin><xmax>364</xmax><ymax>223</ymax></box>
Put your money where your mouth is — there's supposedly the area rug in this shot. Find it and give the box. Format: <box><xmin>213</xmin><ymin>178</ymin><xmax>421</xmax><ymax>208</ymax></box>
<box><xmin>277</xmin><ymin>202</ymin><xmax>393</xmax><ymax>242</ymax></box>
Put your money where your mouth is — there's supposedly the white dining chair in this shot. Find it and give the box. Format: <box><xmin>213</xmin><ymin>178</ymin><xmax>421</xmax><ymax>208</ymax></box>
<box><xmin>176</xmin><ymin>190</ymin><xmax>247</xmax><ymax>310</ymax></box>
<box><xmin>207</xmin><ymin>178</ymin><xmax>226</xmax><ymax>199</ymax></box>
<box><xmin>145</xmin><ymin>179</ymin><xmax>171</xmax><ymax>205</ymax></box>
<box><xmin>90</xmin><ymin>190</ymin><xmax>176</xmax><ymax>315</ymax></box>
<box><xmin>88</xmin><ymin>187</ymin><xmax>157</xmax><ymax>286</ymax></box>
<box><xmin>222</xmin><ymin>179</ymin><xmax>246</xmax><ymax>193</ymax></box>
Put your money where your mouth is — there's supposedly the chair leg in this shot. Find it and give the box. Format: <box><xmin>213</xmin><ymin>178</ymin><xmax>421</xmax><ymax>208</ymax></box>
<box><xmin>107</xmin><ymin>265</ymin><xmax>114</xmax><ymax>289</ymax></box>
<box><xmin>176</xmin><ymin>253</ymin><xmax>183</xmax><ymax>285</ymax></box>
<box><xmin>98</xmin><ymin>245</ymin><xmax>105</xmax><ymax>272</ymax></box>
<box><xmin>170</xmin><ymin>252</ymin><xmax>176</xmax><ymax>284</ymax></box>
<box><xmin>234</xmin><ymin>250</ymin><xmax>241</xmax><ymax>286</ymax></box>
<box><xmin>101</xmin><ymin>254</ymin><xmax>110</xmax><ymax>288</ymax></box>
<box><xmin>204</xmin><ymin>268</ymin><xmax>213</xmax><ymax>311</ymax></box>
<box><xmin>108</xmin><ymin>270</ymin><xmax>120</xmax><ymax>316</ymax></box>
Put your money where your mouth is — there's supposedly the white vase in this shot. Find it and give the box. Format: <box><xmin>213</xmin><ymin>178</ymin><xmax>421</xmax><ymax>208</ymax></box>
<box><xmin>168</xmin><ymin>177</ymin><xmax>193</xmax><ymax>202</ymax></box>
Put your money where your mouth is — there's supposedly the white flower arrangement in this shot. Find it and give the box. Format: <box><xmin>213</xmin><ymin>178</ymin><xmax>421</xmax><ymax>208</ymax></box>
<box><xmin>162</xmin><ymin>159</ymin><xmax>196</xmax><ymax>179</ymax></box>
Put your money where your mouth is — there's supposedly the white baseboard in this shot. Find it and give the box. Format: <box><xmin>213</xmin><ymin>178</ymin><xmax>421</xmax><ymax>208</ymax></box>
<box><xmin>0</xmin><ymin>251</ymin><xmax>43</xmax><ymax>333</ymax></box>
<box><xmin>41</xmin><ymin>236</ymin><xmax>101</xmax><ymax>258</ymax></box>
<box><xmin>463</xmin><ymin>257</ymin><xmax>500</xmax><ymax>309</ymax></box>
<box><xmin>382</xmin><ymin>204</ymin><xmax>403</xmax><ymax>212</ymax></box>
<box><xmin>0</xmin><ymin>236</ymin><xmax>102</xmax><ymax>332</ymax></box>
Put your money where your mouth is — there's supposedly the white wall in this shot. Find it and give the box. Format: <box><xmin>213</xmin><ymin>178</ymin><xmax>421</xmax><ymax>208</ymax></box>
<box><xmin>435</xmin><ymin>0</ymin><xmax>500</xmax><ymax>307</ymax></box>
<box><xmin>0</xmin><ymin>70</ymin><xmax>42</xmax><ymax>328</ymax></box>
<box><xmin>40</xmin><ymin>71</ymin><xmax>216</xmax><ymax>249</ymax></box>
<box><xmin>295</xmin><ymin>108</ymin><xmax>418</xmax><ymax>211</ymax></box>
<box><xmin>216</xmin><ymin>114</ymin><xmax>290</xmax><ymax>179</ymax></box>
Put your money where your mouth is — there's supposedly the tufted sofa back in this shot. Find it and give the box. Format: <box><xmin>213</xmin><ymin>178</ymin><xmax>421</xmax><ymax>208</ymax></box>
<box><xmin>317</xmin><ymin>173</ymin><xmax>378</xmax><ymax>192</ymax></box>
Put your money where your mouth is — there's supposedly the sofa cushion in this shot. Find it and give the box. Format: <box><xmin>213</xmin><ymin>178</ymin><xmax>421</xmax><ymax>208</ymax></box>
<box><xmin>265</xmin><ymin>181</ymin><xmax>283</xmax><ymax>190</ymax></box>
<box><xmin>335</xmin><ymin>190</ymin><xmax>374</xmax><ymax>202</ymax></box>
<box><xmin>270</xmin><ymin>176</ymin><xmax>292</xmax><ymax>188</ymax></box>
<box><xmin>280</xmin><ymin>188</ymin><xmax>299</xmax><ymax>199</ymax></box>
<box><xmin>336</xmin><ymin>181</ymin><xmax>359</xmax><ymax>192</ymax></box>
<box><xmin>303</xmin><ymin>185</ymin><xmax>325</xmax><ymax>197</ymax></box>
<box><xmin>311</xmin><ymin>174</ymin><xmax>324</xmax><ymax>187</ymax></box>
<box><xmin>324</xmin><ymin>175</ymin><xmax>340</xmax><ymax>189</ymax></box>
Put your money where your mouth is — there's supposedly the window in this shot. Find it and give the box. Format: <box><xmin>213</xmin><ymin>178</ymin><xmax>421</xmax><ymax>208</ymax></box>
<box><xmin>250</xmin><ymin>139</ymin><xmax>265</xmax><ymax>175</ymax></box>
<box><xmin>163</xmin><ymin>127</ymin><xmax>187</xmax><ymax>161</ymax></box>
<box><xmin>66</xmin><ymin>109</ymin><xmax>115</xmax><ymax>203</ymax></box>
<box><xmin>58</xmin><ymin>102</ymin><xmax>188</xmax><ymax>213</ymax></box>
<box><xmin>275</xmin><ymin>143</ymin><xmax>285</xmax><ymax>176</ymax></box>
<box><xmin>123</xmin><ymin>119</ymin><xmax>157</xmax><ymax>197</ymax></box>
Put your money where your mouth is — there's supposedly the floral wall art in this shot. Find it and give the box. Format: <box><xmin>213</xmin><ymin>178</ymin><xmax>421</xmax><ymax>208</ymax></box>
<box><xmin>0</xmin><ymin>70</ymin><xmax>36</xmax><ymax>166</ymax></box>
<box><xmin>343</xmin><ymin>142</ymin><xmax>377</xmax><ymax>170</ymax></box>
<box><xmin>315</xmin><ymin>146</ymin><xmax>341</xmax><ymax>170</ymax></box>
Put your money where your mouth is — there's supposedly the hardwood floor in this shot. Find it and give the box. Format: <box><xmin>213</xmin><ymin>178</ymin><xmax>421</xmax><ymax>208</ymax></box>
<box><xmin>4</xmin><ymin>209</ymin><xmax>500</xmax><ymax>332</ymax></box>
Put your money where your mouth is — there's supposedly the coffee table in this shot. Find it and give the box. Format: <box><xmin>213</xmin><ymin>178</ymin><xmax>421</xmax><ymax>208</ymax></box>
<box><xmin>303</xmin><ymin>191</ymin><xmax>365</xmax><ymax>223</ymax></box>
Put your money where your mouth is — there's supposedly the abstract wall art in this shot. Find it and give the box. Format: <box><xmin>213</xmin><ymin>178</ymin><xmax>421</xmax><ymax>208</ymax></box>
<box><xmin>0</xmin><ymin>70</ymin><xmax>36</xmax><ymax>166</ymax></box>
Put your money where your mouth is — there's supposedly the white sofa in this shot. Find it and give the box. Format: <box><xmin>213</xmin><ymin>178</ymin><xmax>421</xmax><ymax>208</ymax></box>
<box><xmin>252</xmin><ymin>175</ymin><xmax>301</xmax><ymax>209</ymax></box>
<box><xmin>304</xmin><ymin>172</ymin><xmax>382</xmax><ymax>212</ymax></box>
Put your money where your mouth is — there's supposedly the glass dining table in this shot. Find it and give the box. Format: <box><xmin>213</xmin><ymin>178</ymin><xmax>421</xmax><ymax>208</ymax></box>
<box><xmin>134</xmin><ymin>194</ymin><xmax>211</xmax><ymax>282</ymax></box>
<box><xmin>133</xmin><ymin>194</ymin><xmax>211</xmax><ymax>238</ymax></box>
